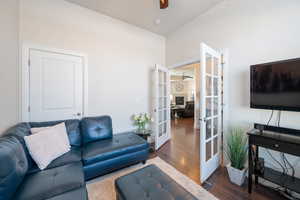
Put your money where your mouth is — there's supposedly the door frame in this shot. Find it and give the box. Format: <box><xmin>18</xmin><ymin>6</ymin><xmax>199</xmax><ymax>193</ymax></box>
<box><xmin>169</xmin><ymin>59</ymin><xmax>200</xmax><ymax>129</ymax></box>
<box><xmin>167</xmin><ymin>48</ymin><xmax>229</xmax><ymax>170</ymax></box>
<box><xmin>20</xmin><ymin>43</ymin><xmax>89</xmax><ymax>122</ymax></box>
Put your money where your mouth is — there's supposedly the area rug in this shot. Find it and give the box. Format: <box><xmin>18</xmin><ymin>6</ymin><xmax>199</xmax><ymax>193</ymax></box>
<box><xmin>87</xmin><ymin>157</ymin><xmax>218</xmax><ymax>200</ymax></box>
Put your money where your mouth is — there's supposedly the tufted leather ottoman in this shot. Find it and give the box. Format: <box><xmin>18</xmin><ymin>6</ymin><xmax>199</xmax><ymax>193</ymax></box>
<box><xmin>115</xmin><ymin>164</ymin><xmax>197</xmax><ymax>200</ymax></box>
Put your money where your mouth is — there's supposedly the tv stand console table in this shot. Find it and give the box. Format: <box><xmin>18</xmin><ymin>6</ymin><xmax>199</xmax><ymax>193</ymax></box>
<box><xmin>247</xmin><ymin>127</ymin><xmax>300</xmax><ymax>194</ymax></box>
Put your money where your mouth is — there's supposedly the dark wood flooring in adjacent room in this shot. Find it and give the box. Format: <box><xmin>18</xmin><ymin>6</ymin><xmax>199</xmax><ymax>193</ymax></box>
<box><xmin>155</xmin><ymin>118</ymin><xmax>287</xmax><ymax>200</ymax></box>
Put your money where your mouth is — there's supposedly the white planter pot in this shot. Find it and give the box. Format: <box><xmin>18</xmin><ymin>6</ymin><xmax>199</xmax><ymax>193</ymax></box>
<box><xmin>226</xmin><ymin>164</ymin><xmax>247</xmax><ymax>186</ymax></box>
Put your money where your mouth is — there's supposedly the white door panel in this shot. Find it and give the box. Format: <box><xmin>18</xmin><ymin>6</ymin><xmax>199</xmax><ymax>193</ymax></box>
<box><xmin>200</xmin><ymin>43</ymin><xmax>222</xmax><ymax>183</ymax></box>
<box><xmin>29</xmin><ymin>50</ymin><xmax>83</xmax><ymax>122</ymax></box>
<box><xmin>154</xmin><ymin>65</ymin><xmax>171</xmax><ymax>150</ymax></box>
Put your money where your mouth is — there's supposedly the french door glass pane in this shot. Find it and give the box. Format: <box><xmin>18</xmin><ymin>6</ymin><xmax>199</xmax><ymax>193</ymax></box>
<box><xmin>159</xmin><ymin>122</ymin><xmax>167</xmax><ymax>137</ymax></box>
<box><xmin>206</xmin><ymin>119</ymin><xmax>212</xmax><ymax>140</ymax></box>
<box><xmin>159</xmin><ymin>109</ymin><xmax>167</xmax><ymax>122</ymax></box>
<box><xmin>159</xmin><ymin>97</ymin><xmax>167</xmax><ymax>109</ymax></box>
<box><xmin>206</xmin><ymin>76</ymin><xmax>212</xmax><ymax>96</ymax></box>
<box><xmin>163</xmin><ymin>123</ymin><xmax>167</xmax><ymax>134</ymax></box>
<box><xmin>159</xmin><ymin>71</ymin><xmax>166</xmax><ymax>84</ymax></box>
<box><xmin>213</xmin><ymin>117</ymin><xmax>218</xmax><ymax>136</ymax></box>
<box><xmin>206</xmin><ymin>97</ymin><xmax>212</xmax><ymax>117</ymax></box>
<box><xmin>213</xmin><ymin>77</ymin><xmax>218</xmax><ymax>96</ymax></box>
<box><xmin>159</xmin><ymin>98</ymin><xmax>162</xmax><ymax>109</ymax></box>
<box><xmin>159</xmin><ymin>111</ymin><xmax>162</xmax><ymax>123</ymax></box>
<box><xmin>213</xmin><ymin>137</ymin><xmax>218</xmax><ymax>155</ymax></box>
<box><xmin>206</xmin><ymin>141</ymin><xmax>212</xmax><ymax>161</ymax></box>
<box><xmin>213</xmin><ymin>57</ymin><xmax>219</xmax><ymax>76</ymax></box>
<box><xmin>213</xmin><ymin>97</ymin><xmax>218</xmax><ymax>116</ymax></box>
<box><xmin>159</xmin><ymin>123</ymin><xmax>163</xmax><ymax>136</ymax></box>
<box><xmin>206</xmin><ymin>54</ymin><xmax>212</xmax><ymax>75</ymax></box>
<box><xmin>160</xmin><ymin>84</ymin><xmax>167</xmax><ymax>97</ymax></box>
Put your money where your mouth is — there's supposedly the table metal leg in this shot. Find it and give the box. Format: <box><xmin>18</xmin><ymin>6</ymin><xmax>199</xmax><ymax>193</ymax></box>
<box><xmin>248</xmin><ymin>143</ymin><xmax>252</xmax><ymax>193</ymax></box>
<box><xmin>255</xmin><ymin>146</ymin><xmax>259</xmax><ymax>185</ymax></box>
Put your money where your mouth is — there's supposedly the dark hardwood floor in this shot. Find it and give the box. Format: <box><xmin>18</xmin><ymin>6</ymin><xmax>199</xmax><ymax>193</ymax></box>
<box><xmin>156</xmin><ymin>118</ymin><xmax>287</xmax><ymax>200</ymax></box>
<box><xmin>157</xmin><ymin>118</ymin><xmax>200</xmax><ymax>184</ymax></box>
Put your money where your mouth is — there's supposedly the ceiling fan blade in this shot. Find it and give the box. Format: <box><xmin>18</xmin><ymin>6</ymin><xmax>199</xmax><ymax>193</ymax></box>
<box><xmin>160</xmin><ymin>0</ymin><xmax>168</xmax><ymax>9</ymax></box>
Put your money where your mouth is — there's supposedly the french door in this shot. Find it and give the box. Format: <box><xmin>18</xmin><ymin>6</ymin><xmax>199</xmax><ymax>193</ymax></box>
<box><xmin>200</xmin><ymin>43</ymin><xmax>222</xmax><ymax>183</ymax></box>
<box><xmin>153</xmin><ymin>65</ymin><xmax>171</xmax><ymax>150</ymax></box>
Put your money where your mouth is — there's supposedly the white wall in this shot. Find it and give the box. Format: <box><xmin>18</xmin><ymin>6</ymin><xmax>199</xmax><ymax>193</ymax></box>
<box><xmin>20</xmin><ymin>0</ymin><xmax>165</xmax><ymax>133</ymax></box>
<box><xmin>0</xmin><ymin>0</ymin><xmax>19</xmax><ymax>135</ymax></box>
<box><xmin>166</xmin><ymin>0</ymin><xmax>300</xmax><ymax>176</ymax></box>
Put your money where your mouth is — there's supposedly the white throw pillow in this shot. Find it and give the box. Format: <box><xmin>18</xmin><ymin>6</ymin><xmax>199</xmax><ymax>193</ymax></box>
<box><xmin>30</xmin><ymin>123</ymin><xmax>71</xmax><ymax>149</ymax></box>
<box><xmin>25</xmin><ymin>123</ymin><xmax>71</xmax><ymax>170</ymax></box>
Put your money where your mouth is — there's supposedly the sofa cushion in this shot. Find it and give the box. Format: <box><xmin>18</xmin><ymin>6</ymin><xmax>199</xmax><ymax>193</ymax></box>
<box><xmin>30</xmin><ymin>120</ymin><xmax>81</xmax><ymax>147</ymax></box>
<box><xmin>4</xmin><ymin>123</ymin><xmax>35</xmax><ymax>169</ymax></box>
<box><xmin>83</xmin><ymin>149</ymin><xmax>149</xmax><ymax>180</ymax></box>
<box><xmin>81</xmin><ymin>116</ymin><xmax>113</xmax><ymax>144</ymax></box>
<box><xmin>82</xmin><ymin>132</ymin><xmax>148</xmax><ymax>166</ymax></box>
<box><xmin>46</xmin><ymin>187</ymin><xmax>88</xmax><ymax>200</ymax></box>
<box><xmin>27</xmin><ymin>147</ymin><xmax>82</xmax><ymax>174</ymax></box>
<box><xmin>24</xmin><ymin>124</ymin><xmax>71</xmax><ymax>170</ymax></box>
<box><xmin>14</xmin><ymin>162</ymin><xmax>84</xmax><ymax>200</ymax></box>
<box><xmin>30</xmin><ymin>122</ymin><xmax>71</xmax><ymax>149</ymax></box>
<box><xmin>0</xmin><ymin>136</ymin><xmax>28</xmax><ymax>200</ymax></box>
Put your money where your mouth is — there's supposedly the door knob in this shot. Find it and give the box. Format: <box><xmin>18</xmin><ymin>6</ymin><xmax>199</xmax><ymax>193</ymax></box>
<box><xmin>74</xmin><ymin>113</ymin><xmax>81</xmax><ymax>117</ymax></box>
<box><xmin>200</xmin><ymin>118</ymin><xmax>207</xmax><ymax>122</ymax></box>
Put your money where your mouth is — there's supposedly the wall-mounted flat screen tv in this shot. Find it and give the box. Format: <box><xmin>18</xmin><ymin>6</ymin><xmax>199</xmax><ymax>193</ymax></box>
<box><xmin>250</xmin><ymin>58</ymin><xmax>300</xmax><ymax>112</ymax></box>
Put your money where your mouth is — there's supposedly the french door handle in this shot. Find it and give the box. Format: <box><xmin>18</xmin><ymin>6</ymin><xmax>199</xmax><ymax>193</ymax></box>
<box><xmin>74</xmin><ymin>113</ymin><xmax>81</xmax><ymax>117</ymax></box>
<box><xmin>199</xmin><ymin>118</ymin><xmax>207</xmax><ymax>122</ymax></box>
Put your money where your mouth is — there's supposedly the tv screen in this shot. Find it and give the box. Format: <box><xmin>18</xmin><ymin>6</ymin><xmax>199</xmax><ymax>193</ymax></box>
<box><xmin>250</xmin><ymin>58</ymin><xmax>300</xmax><ymax>111</ymax></box>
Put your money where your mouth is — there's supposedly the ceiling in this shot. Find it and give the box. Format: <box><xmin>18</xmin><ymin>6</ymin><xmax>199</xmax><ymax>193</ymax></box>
<box><xmin>171</xmin><ymin>64</ymin><xmax>195</xmax><ymax>77</ymax></box>
<box><xmin>65</xmin><ymin>0</ymin><xmax>223</xmax><ymax>35</ymax></box>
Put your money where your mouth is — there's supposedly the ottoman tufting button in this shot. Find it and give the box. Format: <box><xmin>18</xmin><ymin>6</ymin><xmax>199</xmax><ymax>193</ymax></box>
<box><xmin>95</xmin><ymin>127</ymin><xmax>102</xmax><ymax>132</ymax></box>
<box><xmin>145</xmin><ymin>191</ymin><xmax>150</xmax><ymax>198</ymax></box>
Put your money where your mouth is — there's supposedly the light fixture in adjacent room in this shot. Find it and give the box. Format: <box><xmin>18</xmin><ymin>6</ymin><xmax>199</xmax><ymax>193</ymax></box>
<box><xmin>160</xmin><ymin>0</ymin><xmax>168</xmax><ymax>9</ymax></box>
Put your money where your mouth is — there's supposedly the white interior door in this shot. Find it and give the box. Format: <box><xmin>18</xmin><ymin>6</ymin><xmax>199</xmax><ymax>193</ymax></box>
<box><xmin>200</xmin><ymin>43</ymin><xmax>222</xmax><ymax>183</ymax></box>
<box><xmin>154</xmin><ymin>65</ymin><xmax>171</xmax><ymax>150</ymax></box>
<box><xmin>29</xmin><ymin>49</ymin><xmax>84</xmax><ymax>122</ymax></box>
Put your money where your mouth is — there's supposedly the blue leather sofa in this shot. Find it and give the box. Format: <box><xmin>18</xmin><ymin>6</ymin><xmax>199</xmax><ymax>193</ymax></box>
<box><xmin>0</xmin><ymin>116</ymin><xmax>149</xmax><ymax>200</ymax></box>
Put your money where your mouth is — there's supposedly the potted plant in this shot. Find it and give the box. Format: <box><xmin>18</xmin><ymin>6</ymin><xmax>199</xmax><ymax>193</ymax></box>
<box><xmin>132</xmin><ymin>113</ymin><xmax>152</xmax><ymax>135</ymax></box>
<box><xmin>225</xmin><ymin>127</ymin><xmax>248</xmax><ymax>186</ymax></box>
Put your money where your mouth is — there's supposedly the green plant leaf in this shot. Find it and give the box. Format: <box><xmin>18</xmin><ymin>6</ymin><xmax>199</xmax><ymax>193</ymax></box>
<box><xmin>225</xmin><ymin>127</ymin><xmax>248</xmax><ymax>170</ymax></box>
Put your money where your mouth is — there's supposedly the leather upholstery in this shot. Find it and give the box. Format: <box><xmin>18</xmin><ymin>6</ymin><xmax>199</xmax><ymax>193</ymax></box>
<box><xmin>177</xmin><ymin>101</ymin><xmax>194</xmax><ymax>118</ymax></box>
<box><xmin>82</xmin><ymin>132</ymin><xmax>148</xmax><ymax>165</ymax></box>
<box><xmin>81</xmin><ymin>116</ymin><xmax>113</xmax><ymax>144</ymax></box>
<box><xmin>4</xmin><ymin>123</ymin><xmax>35</xmax><ymax>169</ymax></box>
<box><xmin>0</xmin><ymin>136</ymin><xmax>28</xmax><ymax>200</ymax></box>
<box><xmin>0</xmin><ymin>115</ymin><xmax>149</xmax><ymax>200</ymax></box>
<box><xmin>27</xmin><ymin>147</ymin><xmax>82</xmax><ymax>174</ymax></box>
<box><xmin>14</xmin><ymin>162</ymin><xmax>84</xmax><ymax>200</ymax></box>
<box><xmin>30</xmin><ymin>120</ymin><xmax>82</xmax><ymax>147</ymax></box>
<box><xmin>115</xmin><ymin>165</ymin><xmax>197</xmax><ymax>200</ymax></box>
<box><xmin>46</xmin><ymin>187</ymin><xmax>88</xmax><ymax>200</ymax></box>
<box><xmin>84</xmin><ymin>149</ymin><xmax>149</xmax><ymax>180</ymax></box>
